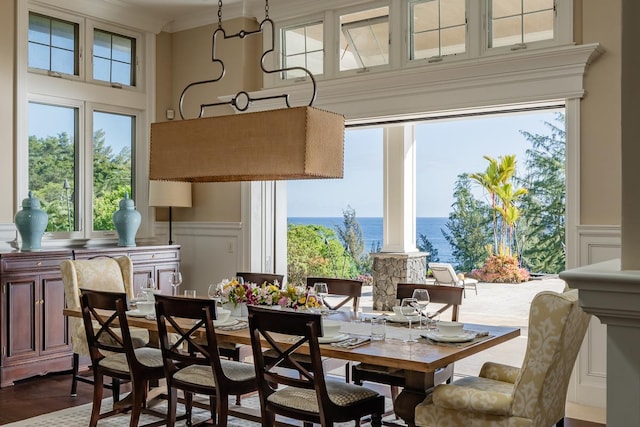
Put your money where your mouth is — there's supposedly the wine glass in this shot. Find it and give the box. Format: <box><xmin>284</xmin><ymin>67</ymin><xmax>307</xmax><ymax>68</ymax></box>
<box><xmin>141</xmin><ymin>277</ymin><xmax>157</xmax><ymax>301</ymax></box>
<box><xmin>169</xmin><ymin>271</ymin><xmax>183</xmax><ymax>296</ymax></box>
<box><xmin>401</xmin><ymin>297</ymin><xmax>419</xmax><ymax>343</ymax></box>
<box><xmin>208</xmin><ymin>283</ymin><xmax>223</xmax><ymax>300</ymax></box>
<box><xmin>313</xmin><ymin>282</ymin><xmax>328</xmax><ymax>309</ymax></box>
<box><xmin>412</xmin><ymin>289</ymin><xmax>430</xmax><ymax>329</ymax></box>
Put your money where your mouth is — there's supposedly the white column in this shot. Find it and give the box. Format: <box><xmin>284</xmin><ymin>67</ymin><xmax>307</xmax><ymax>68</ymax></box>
<box><xmin>382</xmin><ymin>125</ymin><xmax>418</xmax><ymax>253</ymax></box>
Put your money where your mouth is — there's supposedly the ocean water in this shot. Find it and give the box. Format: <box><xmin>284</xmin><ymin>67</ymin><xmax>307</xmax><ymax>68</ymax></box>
<box><xmin>287</xmin><ymin>217</ymin><xmax>453</xmax><ymax>263</ymax></box>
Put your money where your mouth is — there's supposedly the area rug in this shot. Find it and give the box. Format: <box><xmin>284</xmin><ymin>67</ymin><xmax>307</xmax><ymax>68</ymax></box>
<box><xmin>5</xmin><ymin>394</ymin><xmax>395</xmax><ymax>426</ymax></box>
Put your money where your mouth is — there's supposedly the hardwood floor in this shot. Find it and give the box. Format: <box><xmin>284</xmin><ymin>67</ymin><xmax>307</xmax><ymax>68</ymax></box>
<box><xmin>0</xmin><ymin>372</ymin><xmax>605</xmax><ymax>426</ymax></box>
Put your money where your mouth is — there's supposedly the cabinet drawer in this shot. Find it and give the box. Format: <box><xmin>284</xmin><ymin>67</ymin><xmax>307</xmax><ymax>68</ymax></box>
<box><xmin>1</xmin><ymin>253</ymin><xmax>71</xmax><ymax>273</ymax></box>
<box><xmin>128</xmin><ymin>249</ymin><xmax>180</xmax><ymax>264</ymax></box>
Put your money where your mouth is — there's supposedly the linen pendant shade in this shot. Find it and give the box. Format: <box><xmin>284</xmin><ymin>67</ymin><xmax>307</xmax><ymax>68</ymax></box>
<box><xmin>149</xmin><ymin>106</ymin><xmax>345</xmax><ymax>182</ymax></box>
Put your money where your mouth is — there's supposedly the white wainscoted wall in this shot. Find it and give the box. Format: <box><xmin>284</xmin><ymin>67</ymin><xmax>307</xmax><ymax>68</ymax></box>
<box><xmin>567</xmin><ymin>225</ymin><xmax>621</xmax><ymax>408</ymax></box>
<box><xmin>153</xmin><ymin>221</ymin><xmax>243</xmax><ymax>296</ymax></box>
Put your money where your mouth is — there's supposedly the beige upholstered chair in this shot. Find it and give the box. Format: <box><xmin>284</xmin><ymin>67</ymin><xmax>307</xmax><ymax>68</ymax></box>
<box><xmin>415</xmin><ymin>289</ymin><xmax>590</xmax><ymax>427</ymax></box>
<box><xmin>61</xmin><ymin>256</ymin><xmax>144</xmax><ymax>397</ymax></box>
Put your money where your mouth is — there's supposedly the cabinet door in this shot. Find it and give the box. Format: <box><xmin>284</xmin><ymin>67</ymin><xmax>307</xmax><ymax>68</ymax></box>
<box><xmin>40</xmin><ymin>273</ymin><xmax>70</xmax><ymax>355</ymax></box>
<box><xmin>3</xmin><ymin>278</ymin><xmax>37</xmax><ymax>363</ymax></box>
<box><xmin>157</xmin><ymin>263</ymin><xmax>179</xmax><ymax>296</ymax></box>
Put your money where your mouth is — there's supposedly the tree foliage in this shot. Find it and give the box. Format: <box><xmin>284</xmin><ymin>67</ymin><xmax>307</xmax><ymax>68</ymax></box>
<box><xmin>417</xmin><ymin>234</ymin><xmax>439</xmax><ymax>264</ymax></box>
<box><xmin>443</xmin><ymin>174</ymin><xmax>493</xmax><ymax>272</ymax></box>
<box><xmin>335</xmin><ymin>206</ymin><xmax>372</xmax><ymax>273</ymax></box>
<box><xmin>517</xmin><ymin>113</ymin><xmax>566</xmax><ymax>273</ymax></box>
<box><xmin>287</xmin><ymin>224</ymin><xmax>358</xmax><ymax>286</ymax></box>
<box><xmin>28</xmin><ymin>129</ymin><xmax>131</xmax><ymax>232</ymax></box>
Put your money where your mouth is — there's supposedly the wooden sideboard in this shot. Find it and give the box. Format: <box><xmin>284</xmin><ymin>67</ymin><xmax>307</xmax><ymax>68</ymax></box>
<box><xmin>0</xmin><ymin>245</ymin><xmax>180</xmax><ymax>387</ymax></box>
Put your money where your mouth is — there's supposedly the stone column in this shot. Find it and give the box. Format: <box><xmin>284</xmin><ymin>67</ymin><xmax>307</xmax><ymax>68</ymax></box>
<box><xmin>372</xmin><ymin>252</ymin><xmax>427</xmax><ymax>310</ymax></box>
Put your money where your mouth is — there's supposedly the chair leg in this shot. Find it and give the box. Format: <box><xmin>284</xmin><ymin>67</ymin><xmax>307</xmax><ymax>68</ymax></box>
<box><xmin>556</xmin><ymin>418</ymin><xmax>565</xmax><ymax>427</ymax></box>
<box><xmin>89</xmin><ymin>373</ymin><xmax>105</xmax><ymax>427</ymax></box>
<box><xmin>71</xmin><ymin>352</ymin><xmax>80</xmax><ymax>397</ymax></box>
<box><xmin>166</xmin><ymin>387</ymin><xmax>178</xmax><ymax>427</ymax></box>
<box><xmin>128</xmin><ymin>379</ymin><xmax>147</xmax><ymax>427</ymax></box>
<box><xmin>112</xmin><ymin>378</ymin><xmax>120</xmax><ymax>402</ymax></box>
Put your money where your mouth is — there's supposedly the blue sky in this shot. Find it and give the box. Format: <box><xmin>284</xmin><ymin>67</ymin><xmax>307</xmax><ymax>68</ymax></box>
<box><xmin>287</xmin><ymin>109</ymin><xmax>563</xmax><ymax>218</ymax></box>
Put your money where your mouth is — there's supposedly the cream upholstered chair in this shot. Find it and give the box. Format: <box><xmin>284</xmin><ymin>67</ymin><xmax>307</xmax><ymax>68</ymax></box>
<box><xmin>415</xmin><ymin>289</ymin><xmax>590</xmax><ymax>427</ymax></box>
<box><xmin>61</xmin><ymin>256</ymin><xmax>145</xmax><ymax>398</ymax></box>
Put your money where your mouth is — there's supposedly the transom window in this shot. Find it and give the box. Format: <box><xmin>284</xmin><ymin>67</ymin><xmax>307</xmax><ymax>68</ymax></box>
<box><xmin>410</xmin><ymin>0</ymin><xmax>467</xmax><ymax>60</ymax></box>
<box><xmin>28</xmin><ymin>12</ymin><xmax>79</xmax><ymax>75</ymax></box>
<box><xmin>281</xmin><ymin>22</ymin><xmax>324</xmax><ymax>79</ymax></box>
<box><xmin>489</xmin><ymin>0</ymin><xmax>555</xmax><ymax>48</ymax></box>
<box><xmin>93</xmin><ymin>29</ymin><xmax>136</xmax><ymax>86</ymax></box>
<box><xmin>340</xmin><ymin>7</ymin><xmax>389</xmax><ymax>71</ymax></box>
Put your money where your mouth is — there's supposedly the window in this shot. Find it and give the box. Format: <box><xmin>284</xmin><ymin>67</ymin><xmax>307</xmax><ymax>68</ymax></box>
<box><xmin>20</xmin><ymin>5</ymin><xmax>147</xmax><ymax>241</ymax></box>
<box><xmin>28</xmin><ymin>12</ymin><xmax>79</xmax><ymax>75</ymax></box>
<box><xmin>92</xmin><ymin>111</ymin><xmax>134</xmax><ymax>231</ymax></box>
<box><xmin>410</xmin><ymin>0</ymin><xmax>466</xmax><ymax>60</ymax></box>
<box><xmin>489</xmin><ymin>0</ymin><xmax>555</xmax><ymax>48</ymax></box>
<box><xmin>281</xmin><ymin>22</ymin><xmax>324</xmax><ymax>79</ymax></box>
<box><xmin>340</xmin><ymin>7</ymin><xmax>389</xmax><ymax>71</ymax></box>
<box><xmin>28</xmin><ymin>102</ymin><xmax>78</xmax><ymax>232</ymax></box>
<box><xmin>93</xmin><ymin>29</ymin><xmax>136</xmax><ymax>86</ymax></box>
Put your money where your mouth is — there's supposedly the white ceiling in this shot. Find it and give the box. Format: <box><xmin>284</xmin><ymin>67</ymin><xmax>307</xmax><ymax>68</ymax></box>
<box><xmin>115</xmin><ymin>0</ymin><xmax>246</xmax><ymax>22</ymax></box>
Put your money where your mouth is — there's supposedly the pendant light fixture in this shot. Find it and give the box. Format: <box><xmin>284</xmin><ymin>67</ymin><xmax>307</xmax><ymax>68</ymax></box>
<box><xmin>149</xmin><ymin>0</ymin><xmax>345</xmax><ymax>183</ymax></box>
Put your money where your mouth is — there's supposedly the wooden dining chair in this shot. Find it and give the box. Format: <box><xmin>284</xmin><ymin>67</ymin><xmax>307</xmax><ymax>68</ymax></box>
<box><xmin>79</xmin><ymin>289</ymin><xmax>166</xmax><ymax>427</ymax></box>
<box><xmin>306</xmin><ymin>277</ymin><xmax>363</xmax><ymax>312</ymax></box>
<box><xmin>154</xmin><ymin>294</ymin><xmax>257</xmax><ymax>427</ymax></box>
<box><xmin>236</xmin><ymin>272</ymin><xmax>284</xmax><ymax>286</ymax></box>
<box><xmin>248</xmin><ymin>306</ymin><xmax>385</xmax><ymax>427</ymax></box>
<box><xmin>351</xmin><ymin>283</ymin><xmax>464</xmax><ymax>403</ymax></box>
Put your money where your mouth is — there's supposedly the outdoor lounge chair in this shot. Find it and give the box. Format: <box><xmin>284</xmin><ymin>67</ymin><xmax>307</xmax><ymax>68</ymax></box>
<box><xmin>428</xmin><ymin>262</ymin><xmax>478</xmax><ymax>297</ymax></box>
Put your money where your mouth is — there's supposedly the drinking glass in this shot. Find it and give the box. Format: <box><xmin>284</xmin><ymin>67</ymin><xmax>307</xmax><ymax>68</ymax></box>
<box><xmin>208</xmin><ymin>283</ymin><xmax>223</xmax><ymax>300</ymax></box>
<box><xmin>401</xmin><ymin>297</ymin><xmax>419</xmax><ymax>343</ymax></box>
<box><xmin>169</xmin><ymin>271</ymin><xmax>183</xmax><ymax>296</ymax></box>
<box><xmin>183</xmin><ymin>289</ymin><xmax>197</xmax><ymax>298</ymax></box>
<box><xmin>141</xmin><ymin>277</ymin><xmax>157</xmax><ymax>301</ymax></box>
<box><xmin>313</xmin><ymin>282</ymin><xmax>328</xmax><ymax>308</ymax></box>
<box><xmin>371</xmin><ymin>317</ymin><xmax>386</xmax><ymax>341</ymax></box>
<box><xmin>412</xmin><ymin>289</ymin><xmax>430</xmax><ymax>329</ymax></box>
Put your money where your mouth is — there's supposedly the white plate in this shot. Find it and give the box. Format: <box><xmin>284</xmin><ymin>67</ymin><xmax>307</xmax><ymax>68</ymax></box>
<box><xmin>318</xmin><ymin>333</ymin><xmax>349</xmax><ymax>344</ymax></box>
<box><xmin>213</xmin><ymin>318</ymin><xmax>238</xmax><ymax>327</ymax></box>
<box><xmin>422</xmin><ymin>331</ymin><xmax>476</xmax><ymax>343</ymax></box>
<box><xmin>386</xmin><ymin>315</ymin><xmax>421</xmax><ymax>323</ymax></box>
<box><xmin>125</xmin><ymin>309</ymin><xmax>148</xmax><ymax>318</ymax></box>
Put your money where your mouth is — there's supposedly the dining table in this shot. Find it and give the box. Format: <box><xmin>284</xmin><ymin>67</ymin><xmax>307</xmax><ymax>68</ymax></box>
<box><xmin>63</xmin><ymin>304</ymin><xmax>520</xmax><ymax>426</ymax></box>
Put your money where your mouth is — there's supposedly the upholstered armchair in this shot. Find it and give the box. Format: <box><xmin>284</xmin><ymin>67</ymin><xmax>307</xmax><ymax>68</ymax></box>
<box><xmin>61</xmin><ymin>256</ymin><xmax>141</xmax><ymax>397</ymax></box>
<box><xmin>415</xmin><ymin>289</ymin><xmax>590</xmax><ymax>427</ymax></box>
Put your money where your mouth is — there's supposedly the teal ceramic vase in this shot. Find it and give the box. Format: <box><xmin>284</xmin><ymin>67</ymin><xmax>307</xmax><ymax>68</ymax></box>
<box><xmin>14</xmin><ymin>191</ymin><xmax>48</xmax><ymax>252</ymax></box>
<box><xmin>113</xmin><ymin>193</ymin><xmax>141</xmax><ymax>247</ymax></box>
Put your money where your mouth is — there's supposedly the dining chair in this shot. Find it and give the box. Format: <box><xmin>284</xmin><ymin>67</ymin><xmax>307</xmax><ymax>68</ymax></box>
<box><xmin>248</xmin><ymin>306</ymin><xmax>385</xmax><ymax>427</ymax></box>
<box><xmin>351</xmin><ymin>283</ymin><xmax>464</xmax><ymax>403</ymax></box>
<box><xmin>306</xmin><ymin>277</ymin><xmax>363</xmax><ymax>312</ymax></box>
<box><xmin>61</xmin><ymin>256</ymin><xmax>148</xmax><ymax>400</ymax></box>
<box><xmin>415</xmin><ymin>289</ymin><xmax>590</xmax><ymax>427</ymax></box>
<box><xmin>236</xmin><ymin>271</ymin><xmax>284</xmax><ymax>286</ymax></box>
<box><xmin>428</xmin><ymin>262</ymin><xmax>478</xmax><ymax>296</ymax></box>
<box><xmin>154</xmin><ymin>294</ymin><xmax>257</xmax><ymax>427</ymax></box>
<box><xmin>79</xmin><ymin>289</ymin><xmax>166</xmax><ymax>427</ymax></box>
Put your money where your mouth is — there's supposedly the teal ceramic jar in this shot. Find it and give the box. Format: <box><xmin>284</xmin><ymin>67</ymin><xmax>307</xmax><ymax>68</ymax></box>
<box><xmin>112</xmin><ymin>193</ymin><xmax>141</xmax><ymax>247</ymax></box>
<box><xmin>14</xmin><ymin>191</ymin><xmax>48</xmax><ymax>251</ymax></box>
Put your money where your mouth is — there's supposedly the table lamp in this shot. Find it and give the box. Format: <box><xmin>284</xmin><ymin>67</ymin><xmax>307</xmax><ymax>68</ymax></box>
<box><xmin>148</xmin><ymin>180</ymin><xmax>192</xmax><ymax>245</ymax></box>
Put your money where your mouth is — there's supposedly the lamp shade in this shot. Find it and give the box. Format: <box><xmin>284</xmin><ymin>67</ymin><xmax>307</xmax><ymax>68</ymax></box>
<box><xmin>149</xmin><ymin>106</ymin><xmax>344</xmax><ymax>182</ymax></box>
<box><xmin>148</xmin><ymin>180</ymin><xmax>192</xmax><ymax>208</ymax></box>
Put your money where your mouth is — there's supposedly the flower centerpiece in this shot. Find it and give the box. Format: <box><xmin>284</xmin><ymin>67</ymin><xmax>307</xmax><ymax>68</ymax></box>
<box><xmin>278</xmin><ymin>285</ymin><xmax>321</xmax><ymax>310</ymax></box>
<box><xmin>251</xmin><ymin>281</ymin><xmax>282</xmax><ymax>306</ymax></box>
<box><xmin>218</xmin><ymin>278</ymin><xmax>256</xmax><ymax>316</ymax></box>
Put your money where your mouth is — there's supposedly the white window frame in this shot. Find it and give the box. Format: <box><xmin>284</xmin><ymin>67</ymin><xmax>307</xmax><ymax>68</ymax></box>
<box><xmin>87</xmin><ymin>19</ymin><xmax>142</xmax><ymax>91</ymax></box>
<box><xmin>406</xmin><ymin>0</ymin><xmax>470</xmax><ymax>65</ymax></box>
<box><xmin>263</xmin><ymin>0</ymin><xmax>573</xmax><ymax>87</ymax></box>
<box><xmin>280</xmin><ymin>20</ymin><xmax>325</xmax><ymax>82</ymax></box>
<box><xmin>16</xmin><ymin>0</ymin><xmax>154</xmax><ymax>245</ymax></box>
<box><xmin>335</xmin><ymin>1</ymin><xmax>393</xmax><ymax>77</ymax></box>
<box><xmin>481</xmin><ymin>0</ymin><xmax>572</xmax><ymax>57</ymax></box>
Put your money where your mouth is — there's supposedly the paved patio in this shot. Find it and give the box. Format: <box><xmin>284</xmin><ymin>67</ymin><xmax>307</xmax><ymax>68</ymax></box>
<box><xmin>359</xmin><ymin>277</ymin><xmax>567</xmax><ymax>377</ymax></box>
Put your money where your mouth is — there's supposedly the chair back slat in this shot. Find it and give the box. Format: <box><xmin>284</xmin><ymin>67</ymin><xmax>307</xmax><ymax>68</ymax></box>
<box><xmin>306</xmin><ymin>277</ymin><xmax>363</xmax><ymax>311</ymax></box>
<box><xmin>237</xmin><ymin>272</ymin><xmax>284</xmax><ymax>286</ymax></box>
<box><xmin>248</xmin><ymin>307</ymin><xmax>326</xmax><ymax>395</ymax></box>
<box><xmin>154</xmin><ymin>295</ymin><xmax>221</xmax><ymax>371</ymax></box>
<box><xmin>396</xmin><ymin>283</ymin><xmax>463</xmax><ymax>321</ymax></box>
<box><xmin>79</xmin><ymin>289</ymin><xmax>132</xmax><ymax>359</ymax></box>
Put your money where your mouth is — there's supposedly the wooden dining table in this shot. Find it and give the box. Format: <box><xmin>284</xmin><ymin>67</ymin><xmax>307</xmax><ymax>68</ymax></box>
<box><xmin>64</xmin><ymin>305</ymin><xmax>520</xmax><ymax>426</ymax></box>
